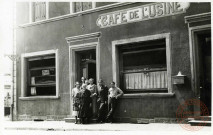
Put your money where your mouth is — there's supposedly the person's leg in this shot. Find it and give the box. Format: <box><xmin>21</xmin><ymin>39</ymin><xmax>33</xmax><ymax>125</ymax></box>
<box><xmin>110</xmin><ymin>98</ymin><xmax>117</xmax><ymax>122</ymax></box>
<box><xmin>93</xmin><ymin>96</ymin><xmax>98</xmax><ymax>118</ymax></box>
<box><xmin>106</xmin><ymin>98</ymin><xmax>115</xmax><ymax>122</ymax></box>
<box><xmin>98</xmin><ymin>102</ymin><xmax>105</xmax><ymax>122</ymax></box>
<box><xmin>75</xmin><ymin>116</ymin><xmax>78</xmax><ymax>124</ymax></box>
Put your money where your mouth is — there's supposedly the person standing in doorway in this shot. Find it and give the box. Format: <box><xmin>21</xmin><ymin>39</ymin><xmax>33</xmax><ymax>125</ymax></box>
<box><xmin>87</xmin><ymin>78</ymin><xmax>98</xmax><ymax>118</ymax></box>
<box><xmin>97</xmin><ymin>79</ymin><xmax>108</xmax><ymax>123</ymax></box>
<box><xmin>72</xmin><ymin>82</ymin><xmax>81</xmax><ymax>124</ymax></box>
<box><xmin>79</xmin><ymin>84</ymin><xmax>92</xmax><ymax>124</ymax></box>
<box><xmin>106</xmin><ymin>82</ymin><xmax>123</xmax><ymax>123</ymax></box>
<box><xmin>80</xmin><ymin>77</ymin><xmax>86</xmax><ymax>89</ymax></box>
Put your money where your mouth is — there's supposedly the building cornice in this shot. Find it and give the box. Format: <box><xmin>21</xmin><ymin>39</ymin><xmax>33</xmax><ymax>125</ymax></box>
<box><xmin>18</xmin><ymin>2</ymin><xmax>135</xmax><ymax>28</ymax></box>
<box><xmin>185</xmin><ymin>12</ymin><xmax>211</xmax><ymax>24</ymax></box>
<box><xmin>65</xmin><ymin>32</ymin><xmax>101</xmax><ymax>43</ymax></box>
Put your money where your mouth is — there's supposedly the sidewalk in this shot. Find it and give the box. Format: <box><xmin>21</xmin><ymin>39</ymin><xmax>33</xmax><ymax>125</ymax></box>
<box><xmin>3</xmin><ymin>120</ymin><xmax>212</xmax><ymax>132</ymax></box>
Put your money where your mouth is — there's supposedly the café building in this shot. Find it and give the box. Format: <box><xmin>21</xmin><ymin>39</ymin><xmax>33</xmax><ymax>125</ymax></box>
<box><xmin>15</xmin><ymin>2</ymin><xmax>211</xmax><ymax>123</ymax></box>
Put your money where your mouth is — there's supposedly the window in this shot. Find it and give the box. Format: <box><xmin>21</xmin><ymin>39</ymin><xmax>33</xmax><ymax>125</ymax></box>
<box><xmin>21</xmin><ymin>50</ymin><xmax>59</xmax><ymax>98</ymax></box>
<box><xmin>32</xmin><ymin>2</ymin><xmax>47</xmax><ymax>22</ymax></box>
<box><xmin>119</xmin><ymin>39</ymin><xmax>167</xmax><ymax>92</ymax></box>
<box><xmin>112</xmin><ymin>33</ymin><xmax>172</xmax><ymax>93</ymax></box>
<box><xmin>27</xmin><ymin>54</ymin><xmax>56</xmax><ymax>96</ymax></box>
<box><xmin>73</xmin><ymin>2</ymin><xmax>93</xmax><ymax>13</ymax></box>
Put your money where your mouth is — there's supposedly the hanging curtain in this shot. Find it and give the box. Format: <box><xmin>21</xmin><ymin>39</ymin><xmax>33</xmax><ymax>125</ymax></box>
<box><xmin>124</xmin><ymin>71</ymin><xmax>167</xmax><ymax>90</ymax></box>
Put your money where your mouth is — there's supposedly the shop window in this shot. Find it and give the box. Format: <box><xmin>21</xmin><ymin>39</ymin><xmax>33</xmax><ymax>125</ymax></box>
<box><xmin>73</xmin><ymin>2</ymin><xmax>93</xmax><ymax>13</ymax></box>
<box><xmin>119</xmin><ymin>39</ymin><xmax>168</xmax><ymax>92</ymax></box>
<box><xmin>27</xmin><ymin>54</ymin><xmax>56</xmax><ymax>96</ymax></box>
<box><xmin>32</xmin><ymin>2</ymin><xmax>47</xmax><ymax>22</ymax></box>
<box><xmin>21</xmin><ymin>50</ymin><xmax>59</xmax><ymax>98</ymax></box>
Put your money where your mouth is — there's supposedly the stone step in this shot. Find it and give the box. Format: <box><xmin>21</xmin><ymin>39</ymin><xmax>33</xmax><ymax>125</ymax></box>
<box><xmin>64</xmin><ymin>118</ymin><xmax>76</xmax><ymax>123</ymax></box>
<box><xmin>194</xmin><ymin>116</ymin><xmax>211</xmax><ymax>121</ymax></box>
<box><xmin>188</xmin><ymin>116</ymin><xmax>211</xmax><ymax>121</ymax></box>
<box><xmin>64</xmin><ymin>118</ymin><xmax>98</xmax><ymax>123</ymax></box>
<box><xmin>188</xmin><ymin>120</ymin><xmax>211</xmax><ymax>126</ymax></box>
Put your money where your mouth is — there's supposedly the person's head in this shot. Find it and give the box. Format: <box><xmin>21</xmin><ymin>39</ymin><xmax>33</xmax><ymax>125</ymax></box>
<box><xmin>85</xmin><ymin>79</ymin><xmax>89</xmax><ymax>85</ymax></box>
<box><xmin>89</xmin><ymin>78</ymin><xmax>94</xmax><ymax>84</ymax></box>
<box><xmin>75</xmin><ymin>81</ymin><xmax>80</xmax><ymax>89</ymax></box>
<box><xmin>110</xmin><ymin>81</ymin><xmax>115</xmax><ymax>88</ymax></box>
<box><xmin>82</xmin><ymin>84</ymin><xmax>87</xmax><ymax>90</ymax></box>
<box><xmin>81</xmin><ymin>77</ymin><xmax>86</xmax><ymax>83</ymax></box>
<box><xmin>98</xmin><ymin>79</ymin><xmax>104</xmax><ymax>86</ymax></box>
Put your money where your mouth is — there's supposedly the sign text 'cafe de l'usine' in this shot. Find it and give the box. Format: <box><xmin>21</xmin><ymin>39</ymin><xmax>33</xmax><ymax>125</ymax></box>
<box><xmin>97</xmin><ymin>2</ymin><xmax>190</xmax><ymax>28</ymax></box>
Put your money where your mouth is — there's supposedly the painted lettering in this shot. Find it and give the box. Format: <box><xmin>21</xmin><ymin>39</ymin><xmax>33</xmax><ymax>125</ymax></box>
<box><xmin>96</xmin><ymin>2</ymin><xmax>190</xmax><ymax>28</ymax></box>
<box><xmin>121</xmin><ymin>11</ymin><xmax>127</xmax><ymax>23</ymax></box>
<box><xmin>174</xmin><ymin>2</ymin><xmax>183</xmax><ymax>12</ymax></box>
<box><xmin>156</xmin><ymin>3</ymin><xmax>163</xmax><ymax>16</ymax></box>
<box><xmin>101</xmin><ymin>15</ymin><xmax>108</xmax><ymax>26</ymax></box>
<box><xmin>114</xmin><ymin>12</ymin><xmax>120</xmax><ymax>24</ymax></box>
<box><xmin>149</xmin><ymin>5</ymin><xmax>156</xmax><ymax>17</ymax></box>
<box><xmin>142</xmin><ymin>7</ymin><xmax>148</xmax><ymax>19</ymax></box>
<box><xmin>129</xmin><ymin>11</ymin><xmax>135</xmax><ymax>20</ymax></box>
<box><xmin>108</xmin><ymin>14</ymin><xmax>115</xmax><ymax>25</ymax></box>
<box><xmin>134</xmin><ymin>10</ymin><xmax>139</xmax><ymax>19</ymax></box>
<box><xmin>167</xmin><ymin>2</ymin><xmax>174</xmax><ymax>14</ymax></box>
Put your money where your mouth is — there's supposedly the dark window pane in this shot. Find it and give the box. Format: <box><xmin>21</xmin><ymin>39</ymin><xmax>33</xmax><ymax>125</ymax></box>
<box><xmin>119</xmin><ymin>39</ymin><xmax>167</xmax><ymax>91</ymax></box>
<box><xmin>27</xmin><ymin>54</ymin><xmax>56</xmax><ymax>96</ymax></box>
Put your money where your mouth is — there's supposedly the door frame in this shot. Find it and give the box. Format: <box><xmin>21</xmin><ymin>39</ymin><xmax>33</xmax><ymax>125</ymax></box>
<box><xmin>188</xmin><ymin>24</ymin><xmax>211</xmax><ymax>116</ymax></box>
<box><xmin>189</xmin><ymin>24</ymin><xmax>211</xmax><ymax>97</ymax></box>
<box><xmin>69</xmin><ymin>42</ymin><xmax>100</xmax><ymax>115</ymax></box>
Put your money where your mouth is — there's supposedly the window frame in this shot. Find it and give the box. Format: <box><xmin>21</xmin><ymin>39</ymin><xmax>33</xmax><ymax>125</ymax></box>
<box><xmin>71</xmin><ymin>2</ymin><xmax>96</xmax><ymax>13</ymax></box>
<box><xmin>29</xmin><ymin>1</ymin><xmax>49</xmax><ymax>23</ymax></box>
<box><xmin>20</xmin><ymin>49</ymin><xmax>59</xmax><ymax>100</ymax></box>
<box><xmin>112</xmin><ymin>33</ymin><xmax>172</xmax><ymax>93</ymax></box>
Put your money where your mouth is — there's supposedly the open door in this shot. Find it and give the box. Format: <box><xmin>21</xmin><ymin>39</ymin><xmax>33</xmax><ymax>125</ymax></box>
<box><xmin>196</xmin><ymin>30</ymin><xmax>211</xmax><ymax>115</ymax></box>
<box><xmin>76</xmin><ymin>49</ymin><xmax>96</xmax><ymax>83</ymax></box>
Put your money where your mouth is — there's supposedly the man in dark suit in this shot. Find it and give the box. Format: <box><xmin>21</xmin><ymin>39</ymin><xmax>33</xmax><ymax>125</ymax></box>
<box><xmin>97</xmin><ymin>79</ymin><xmax>108</xmax><ymax>123</ymax></box>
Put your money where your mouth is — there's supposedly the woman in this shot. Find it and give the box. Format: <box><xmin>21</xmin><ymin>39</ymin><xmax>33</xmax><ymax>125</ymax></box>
<box><xmin>79</xmin><ymin>84</ymin><xmax>92</xmax><ymax>124</ymax></box>
<box><xmin>72</xmin><ymin>82</ymin><xmax>81</xmax><ymax>124</ymax></box>
<box><xmin>87</xmin><ymin>78</ymin><xmax>98</xmax><ymax>118</ymax></box>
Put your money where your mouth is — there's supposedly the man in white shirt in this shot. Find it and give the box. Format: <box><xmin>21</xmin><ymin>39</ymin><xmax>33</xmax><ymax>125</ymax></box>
<box><xmin>106</xmin><ymin>82</ymin><xmax>123</xmax><ymax>123</ymax></box>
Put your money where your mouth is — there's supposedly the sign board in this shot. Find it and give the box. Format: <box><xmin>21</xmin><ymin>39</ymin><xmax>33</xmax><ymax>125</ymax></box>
<box><xmin>96</xmin><ymin>2</ymin><xmax>190</xmax><ymax>28</ymax></box>
<box><xmin>42</xmin><ymin>69</ymin><xmax>50</xmax><ymax>76</ymax></box>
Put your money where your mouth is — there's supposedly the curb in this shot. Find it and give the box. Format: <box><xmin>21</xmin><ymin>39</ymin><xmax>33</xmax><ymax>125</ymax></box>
<box><xmin>5</xmin><ymin>127</ymin><xmax>124</xmax><ymax>131</ymax></box>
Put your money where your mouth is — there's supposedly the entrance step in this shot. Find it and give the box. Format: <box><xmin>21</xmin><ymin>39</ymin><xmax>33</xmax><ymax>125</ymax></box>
<box><xmin>188</xmin><ymin>116</ymin><xmax>211</xmax><ymax>126</ymax></box>
<box><xmin>194</xmin><ymin>116</ymin><xmax>211</xmax><ymax>121</ymax></box>
<box><xmin>64</xmin><ymin>118</ymin><xmax>98</xmax><ymax>123</ymax></box>
<box><xmin>188</xmin><ymin>120</ymin><xmax>211</xmax><ymax>126</ymax></box>
<box><xmin>64</xmin><ymin>118</ymin><xmax>76</xmax><ymax>123</ymax></box>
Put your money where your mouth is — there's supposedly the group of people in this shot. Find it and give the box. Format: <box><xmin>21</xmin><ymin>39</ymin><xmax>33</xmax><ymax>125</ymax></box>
<box><xmin>72</xmin><ymin>77</ymin><xmax>123</xmax><ymax>124</ymax></box>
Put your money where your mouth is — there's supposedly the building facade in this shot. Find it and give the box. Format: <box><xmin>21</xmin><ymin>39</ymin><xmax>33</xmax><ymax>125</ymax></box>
<box><xmin>15</xmin><ymin>2</ymin><xmax>211</xmax><ymax>122</ymax></box>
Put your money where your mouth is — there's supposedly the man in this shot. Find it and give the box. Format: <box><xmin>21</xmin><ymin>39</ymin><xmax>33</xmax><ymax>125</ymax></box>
<box><xmin>79</xmin><ymin>84</ymin><xmax>92</xmax><ymax>124</ymax></box>
<box><xmin>106</xmin><ymin>82</ymin><xmax>123</xmax><ymax>123</ymax></box>
<box><xmin>87</xmin><ymin>78</ymin><xmax>98</xmax><ymax>118</ymax></box>
<box><xmin>97</xmin><ymin>79</ymin><xmax>108</xmax><ymax>123</ymax></box>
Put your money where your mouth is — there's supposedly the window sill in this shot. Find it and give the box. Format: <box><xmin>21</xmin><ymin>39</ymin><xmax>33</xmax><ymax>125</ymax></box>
<box><xmin>19</xmin><ymin>96</ymin><xmax>60</xmax><ymax>100</ymax></box>
<box><xmin>121</xmin><ymin>93</ymin><xmax>175</xmax><ymax>99</ymax></box>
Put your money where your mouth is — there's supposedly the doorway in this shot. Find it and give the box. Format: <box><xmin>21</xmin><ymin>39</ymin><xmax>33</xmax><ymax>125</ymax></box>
<box><xmin>195</xmin><ymin>30</ymin><xmax>211</xmax><ymax>115</ymax></box>
<box><xmin>75</xmin><ymin>49</ymin><xmax>96</xmax><ymax>83</ymax></box>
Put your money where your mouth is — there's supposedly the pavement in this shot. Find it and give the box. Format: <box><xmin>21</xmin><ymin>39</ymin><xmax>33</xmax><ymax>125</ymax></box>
<box><xmin>1</xmin><ymin>116</ymin><xmax>212</xmax><ymax>135</ymax></box>
<box><xmin>2</xmin><ymin>119</ymin><xmax>213</xmax><ymax>132</ymax></box>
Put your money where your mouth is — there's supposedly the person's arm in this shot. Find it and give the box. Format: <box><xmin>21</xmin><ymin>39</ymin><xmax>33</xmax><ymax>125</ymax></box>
<box><xmin>116</xmin><ymin>87</ymin><xmax>123</xmax><ymax>99</ymax></box>
<box><xmin>71</xmin><ymin>88</ymin><xmax>74</xmax><ymax>97</ymax></box>
<box><xmin>94</xmin><ymin>85</ymin><xmax>97</xmax><ymax>96</ymax></box>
